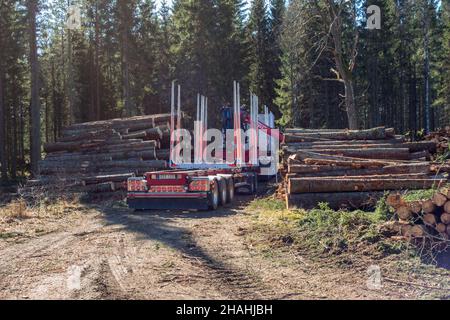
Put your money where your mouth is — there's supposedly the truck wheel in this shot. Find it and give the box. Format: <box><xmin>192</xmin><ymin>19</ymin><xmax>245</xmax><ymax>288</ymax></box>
<box><xmin>253</xmin><ymin>175</ymin><xmax>258</xmax><ymax>194</ymax></box>
<box><xmin>225</xmin><ymin>177</ymin><xmax>235</xmax><ymax>203</ymax></box>
<box><xmin>217</xmin><ymin>177</ymin><xmax>228</xmax><ymax>206</ymax></box>
<box><xmin>208</xmin><ymin>179</ymin><xmax>219</xmax><ymax>210</ymax></box>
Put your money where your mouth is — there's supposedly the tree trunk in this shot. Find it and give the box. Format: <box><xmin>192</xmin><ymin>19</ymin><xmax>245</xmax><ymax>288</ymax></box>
<box><xmin>28</xmin><ymin>0</ymin><xmax>41</xmax><ymax>177</ymax></box>
<box><xmin>344</xmin><ymin>79</ymin><xmax>358</xmax><ymax>129</ymax></box>
<box><xmin>0</xmin><ymin>67</ymin><xmax>7</xmax><ymax>182</ymax></box>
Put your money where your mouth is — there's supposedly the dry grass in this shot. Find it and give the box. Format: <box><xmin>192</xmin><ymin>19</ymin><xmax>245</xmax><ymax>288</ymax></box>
<box><xmin>0</xmin><ymin>193</ymin><xmax>91</xmax><ymax>241</ymax></box>
<box><xmin>0</xmin><ymin>199</ymin><xmax>32</xmax><ymax>219</ymax></box>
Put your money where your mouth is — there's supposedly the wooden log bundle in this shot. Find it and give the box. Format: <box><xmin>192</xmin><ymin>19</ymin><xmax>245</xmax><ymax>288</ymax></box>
<box><xmin>424</xmin><ymin>126</ymin><xmax>450</xmax><ymax>157</ymax></box>
<box><xmin>22</xmin><ymin>114</ymin><xmax>172</xmax><ymax>195</ymax></box>
<box><xmin>385</xmin><ymin>188</ymin><xmax>450</xmax><ymax>240</ymax></box>
<box><xmin>282</xmin><ymin>126</ymin><xmax>445</xmax><ymax>210</ymax></box>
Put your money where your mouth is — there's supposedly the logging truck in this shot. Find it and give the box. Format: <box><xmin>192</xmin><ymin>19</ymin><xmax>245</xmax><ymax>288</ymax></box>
<box><xmin>126</xmin><ymin>82</ymin><xmax>281</xmax><ymax>210</ymax></box>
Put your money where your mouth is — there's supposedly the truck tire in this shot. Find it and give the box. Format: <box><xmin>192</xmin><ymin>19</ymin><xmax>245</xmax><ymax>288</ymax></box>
<box><xmin>252</xmin><ymin>174</ymin><xmax>258</xmax><ymax>194</ymax></box>
<box><xmin>225</xmin><ymin>177</ymin><xmax>235</xmax><ymax>203</ymax></box>
<box><xmin>208</xmin><ymin>179</ymin><xmax>219</xmax><ymax>210</ymax></box>
<box><xmin>217</xmin><ymin>177</ymin><xmax>228</xmax><ymax>206</ymax></box>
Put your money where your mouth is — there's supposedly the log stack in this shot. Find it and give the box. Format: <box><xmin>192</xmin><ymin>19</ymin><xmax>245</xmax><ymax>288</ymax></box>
<box><xmin>21</xmin><ymin>114</ymin><xmax>172</xmax><ymax>195</ymax></box>
<box><xmin>424</xmin><ymin>126</ymin><xmax>450</xmax><ymax>157</ymax></box>
<box><xmin>282</xmin><ymin>127</ymin><xmax>447</xmax><ymax>210</ymax></box>
<box><xmin>384</xmin><ymin>189</ymin><xmax>450</xmax><ymax>240</ymax></box>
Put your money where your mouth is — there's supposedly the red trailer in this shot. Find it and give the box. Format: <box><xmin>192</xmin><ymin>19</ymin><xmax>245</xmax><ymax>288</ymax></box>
<box><xmin>127</xmin><ymin>81</ymin><xmax>280</xmax><ymax>210</ymax></box>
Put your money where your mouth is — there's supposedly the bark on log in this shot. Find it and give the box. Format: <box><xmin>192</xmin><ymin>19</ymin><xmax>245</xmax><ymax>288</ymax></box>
<box><xmin>284</xmin><ymin>138</ymin><xmax>406</xmax><ymax>148</ymax></box>
<box><xmin>288</xmin><ymin>163</ymin><xmax>430</xmax><ymax>176</ymax></box>
<box><xmin>408</xmin><ymin>151</ymin><xmax>430</xmax><ymax>160</ymax></box>
<box><xmin>303</xmin><ymin>148</ymin><xmax>411</xmax><ymax>160</ymax></box>
<box><xmin>82</xmin><ymin>173</ymin><xmax>135</xmax><ymax>186</ymax></box>
<box><xmin>303</xmin><ymin>158</ymin><xmax>394</xmax><ymax>169</ymax></box>
<box><xmin>94</xmin><ymin>159</ymin><xmax>167</xmax><ymax>169</ymax></box>
<box><xmin>44</xmin><ymin>141</ymin><xmax>103</xmax><ymax>153</ymax></box>
<box><xmin>285</xmin><ymin>127</ymin><xmax>388</xmax><ymax>141</ymax></box>
<box><xmin>83</xmin><ymin>141</ymin><xmax>160</xmax><ymax>154</ymax></box>
<box><xmin>288</xmin><ymin>177</ymin><xmax>445</xmax><ymax>194</ymax></box>
<box><xmin>59</xmin><ymin>129</ymin><xmax>118</xmax><ymax>142</ymax></box>
<box><xmin>289</xmin><ymin>150</ymin><xmax>398</xmax><ymax>166</ymax></box>
<box><xmin>43</xmin><ymin>154</ymin><xmax>113</xmax><ymax>163</ymax></box>
<box><xmin>156</xmin><ymin>149</ymin><xmax>170</xmax><ymax>160</ymax></box>
<box><xmin>80</xmin><ymin>182</ymin><xmax>115</xmax><ymax>193</ymax></box>
<box><xmin>286</xmin><ymin>192</ymin><xmax>383</xmax><ymax>210</ymax></box>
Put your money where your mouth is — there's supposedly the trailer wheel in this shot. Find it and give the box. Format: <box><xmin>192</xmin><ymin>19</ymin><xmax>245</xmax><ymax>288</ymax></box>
<box><xmin>253</xmin><ymin>175</ymin><xmax>258</xmax><ymax>194</ymax></box>
<box><xmin>217</xmin><ymin>177</ymin><xmax>228</xmax><ymax>206</ymax></box>
<box><xmin>208</xmin><ymin>179</ymin><xmax>219</xmax><ymax>210</ymax></box>
<box><xmin>248</xmin><ymin>174</ymin><xmax>257</xmax><ymax>194</ymax></box>
<box><xmin>225</xmin><ymin>177</ymin><xmax>235</xmax><ymax>203</ymax></box>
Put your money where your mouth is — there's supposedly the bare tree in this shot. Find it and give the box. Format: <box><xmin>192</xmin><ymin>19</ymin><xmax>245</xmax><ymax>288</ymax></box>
<box><xmin>313</xmin><ymin>0</ymin><xmax>360</xmax><ymax>129</ymax></box>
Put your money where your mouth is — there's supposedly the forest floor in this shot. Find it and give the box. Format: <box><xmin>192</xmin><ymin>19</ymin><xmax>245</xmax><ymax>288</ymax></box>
<box><xmin>0</xmin><ymin>185</ymin><xmax>449</xmax><ymax>300</ymax></box>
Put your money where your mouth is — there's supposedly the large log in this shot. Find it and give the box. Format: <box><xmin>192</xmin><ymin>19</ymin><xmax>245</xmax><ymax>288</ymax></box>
<box><xmin>108</xmin><ymin>149</ymin><xmax>156</xmax><ymax>161</ymax></box>
<box><xmin>432</xmin><ymin>192</ymin><xmax>448</xmax><ymax>207</ymax></box>
<box><xmin>288</xmin><ymin>163</ymin><xmax>431</xmax><ymax>176</ymax></box>
<box><xmin>422</xmin><ymin>200</ymin><xmax>437</xmax><ymax>214</ymax></box>
<box><xmin>288</xmin><ymin>150</ymin><xmax>398</xmax><ymax>167</ymax></box>
<box><xmin>96</xmin><ymin>159</ymin><xmax>167</xmax><ymax>169</ymax></box>
<box><xmin>286</xmin><ymin>192</ymin><xmax>383</xmax><ymax>210</ymax></box>
<box><xmin>397</xmin><ymin>206</ymin><xmax>413</xmax><ymax>221</ymax></box>
<box><xmin>444</xmin><ymin>201</ymin><xmax>450</xmax><ymax>213</ymax></box>
<box><xmin>79</xmin><ymin>182</ymin><xmax>115</xmax><ymax>193</ymax></box>
<box><xmin>156</xmin><ymin>149</ymin><xmax>170</xmax><ymax>160</ymax></box>
<box><xmin>121</xmin><ymin>127</ymin><xmax>163</xmax><ymax>141</ymax></box>
<box><xmin>285</xmin><ymin>127</ymin><xmax>389</xmax><ymax>141</ymax></box>
<box><xmin>288</xmin><ymin>177</ymin><xmax>445</xmax><ymax>194</ymax></box>
<box><xmin>430</xmin><ymin>164</ymin><xmax>450</xmax><ymax>173</ymax></box>
<box><xmin>284</xmin><ymin>138</ymin><xmax>406</xmax><ymax>148</ymax></box>
<box><xmin>44</xmin><ymin>141</ymin><xmax>104</xmax><ymax>153</ymax></box>
<box><xmin>58</xmin><ymin>129</ymin><xmax>118</xmax><ymax>143</ymax></box>
<box><xmin>441</xmin><ymin>213</ymin><xmax>450</xmax><ymax>224</ymax></box>
<box><xmin>83</xmin><ymin>140</ymin><xmax>160</xmax><ymax>154</ymax></box>
<box><xmin>82</xmin><ymin>173</ymin><xmax>136</xmax><ymax>186</ymax></box>
<box><xmin>284</xmin><ymin>141</ymin><xmax>434</xmax><ymax>152</ymax></box>
<box><xmin>302</xmin><ymin>148</ymin><xmax>412</xmax><ymax>160</ymax></box>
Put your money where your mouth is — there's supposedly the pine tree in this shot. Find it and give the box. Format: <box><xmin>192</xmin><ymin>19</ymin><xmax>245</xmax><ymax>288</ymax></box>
<box><xmin>436</xmin><ymin>0</ymin><xmax>450</xmax><ymax>126</ymax></box>
<box><xmin>247</xmin><ymin>0</ymin><xmax>274</xmax><ymax>114</ymax></box>
<box><xmin>27</xmin><ymin>0</ymin><xmax>41</xmax><ymax>176</ymax></box>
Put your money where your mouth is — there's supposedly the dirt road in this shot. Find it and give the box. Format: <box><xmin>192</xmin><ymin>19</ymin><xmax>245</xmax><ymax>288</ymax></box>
<box><xmin>0</xmin><ymin>196</ymin><xmax>448</xmax><ymax>300</ymax></box>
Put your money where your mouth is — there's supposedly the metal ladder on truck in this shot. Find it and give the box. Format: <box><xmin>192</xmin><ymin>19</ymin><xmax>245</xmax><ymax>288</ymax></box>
<box><xmin>126</xmin><ymin>81</ymin><xmax>279</xmax><ymax>210</ymax></box>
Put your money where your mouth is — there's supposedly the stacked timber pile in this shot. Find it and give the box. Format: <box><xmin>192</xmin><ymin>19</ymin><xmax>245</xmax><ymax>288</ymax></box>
<box><xmin>383</xmin><ymin>189</ymin><xmax>450</xmax><ymax>241</ymax></box>
<box><xmin>282</xmin><ymin>127</ymin><xmax>447</xmax><ymax>210</ymax></box>
<box><xmin>425</xmin><ymin>126</ymin><xmax>450</xmax><ymax>174</ymax></box>
<box><xmin>425</xmin><ymin>126</ymin><xmax>450</xmax><ymax>156</ymax></box>
<box><xmin>22</xmin><ymin>114</ymin><xmax>171</xmax><ymax>195</ymax></box>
